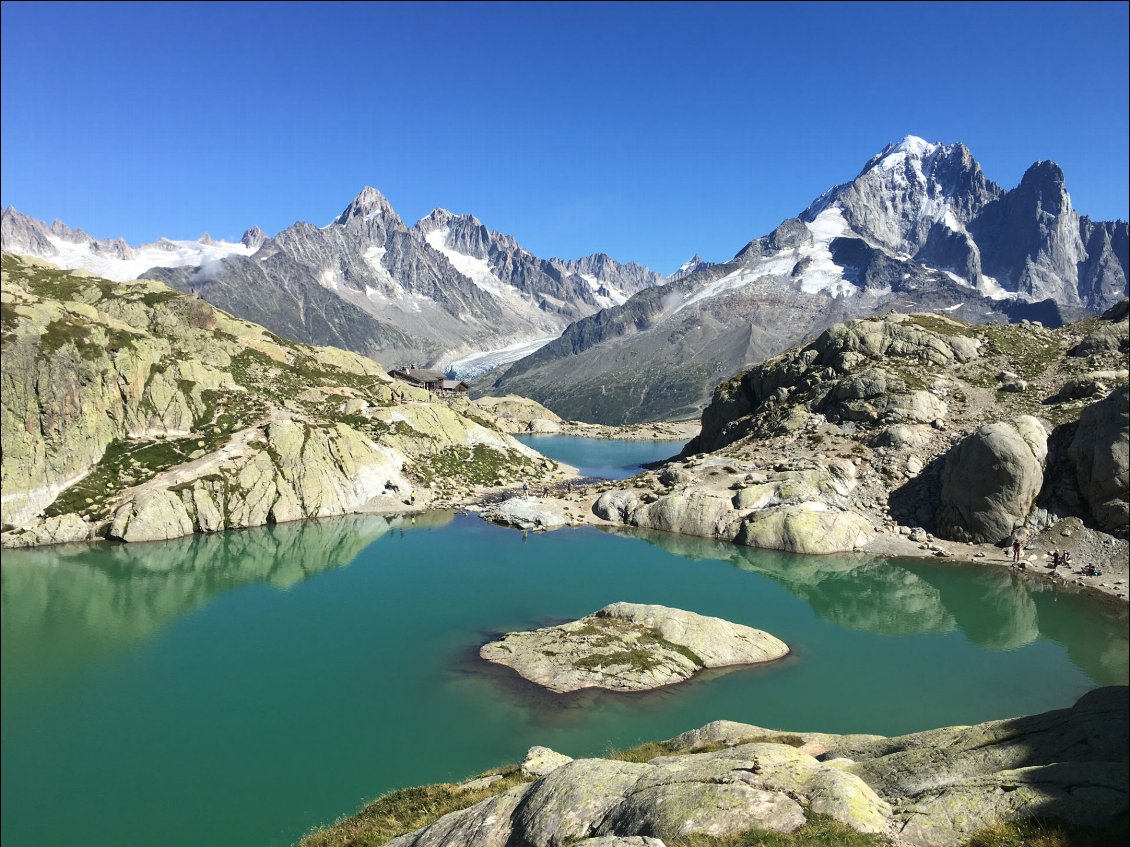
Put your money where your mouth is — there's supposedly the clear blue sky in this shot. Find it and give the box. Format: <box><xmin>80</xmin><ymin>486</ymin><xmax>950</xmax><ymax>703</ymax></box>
<box><xmin>2</xmin><ymin>1</ymin><xmax>1127</xmax><ymax>274</ymax></box>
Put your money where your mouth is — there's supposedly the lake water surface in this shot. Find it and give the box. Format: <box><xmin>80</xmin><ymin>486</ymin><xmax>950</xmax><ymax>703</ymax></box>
<box><xmin>2</xmin><ymin>511</ymin><xmax>1126</xmax><ymax>847</ymax></box>
<box><xmin>513</xmin><ymin>434</ymin><xmax>685</xmax><ymax>479</ymax></box>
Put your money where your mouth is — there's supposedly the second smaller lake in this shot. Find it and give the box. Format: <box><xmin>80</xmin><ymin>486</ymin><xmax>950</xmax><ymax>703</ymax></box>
<box><xmin>514</xmin><ymin>434</ymin><xmax>687</xmax><ymax>479</ymax></box>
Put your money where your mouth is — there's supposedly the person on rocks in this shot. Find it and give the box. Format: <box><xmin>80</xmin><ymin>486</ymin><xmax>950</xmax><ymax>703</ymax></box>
<box><xmin>1050</xmin><ymin>550</ymin><xmax>1061</xmax><ymax>569</ymax></box>
<box><xmin>1062</xmin><ymin>550</ymin><xmax>1072</xmax><ymax>569</ymax></box>
<box><xmin>1012</xmin><ymin>539</ymin><xmax>1022</xmax><ymax>562</ymax></box>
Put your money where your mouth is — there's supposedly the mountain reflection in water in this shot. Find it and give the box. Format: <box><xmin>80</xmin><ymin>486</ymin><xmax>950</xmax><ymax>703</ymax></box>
<box><xmin>620</xmin><ymin>526</ymin><xmax>1128</xmax><ymax>684</ymax></box>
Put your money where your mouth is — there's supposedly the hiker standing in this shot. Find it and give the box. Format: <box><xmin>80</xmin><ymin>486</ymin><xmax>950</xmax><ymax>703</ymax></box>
<box><xmin>1012</xmin><ymin>539</ymin><xmax>1022</xmax><ymax>562</ymax></box>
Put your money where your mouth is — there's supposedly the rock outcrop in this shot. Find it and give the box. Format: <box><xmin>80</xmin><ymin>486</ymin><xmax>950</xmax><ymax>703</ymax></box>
<box><xmin>332</xmin><ymin>687</ymin><xmax>1128</xmax><ymax>847</ymax></box>
<box><xmin>585</xmin><ymin>307</ymin><xmax>1128</xmax><ymax>570</ymax></box>
<box><xmin>475</xmin><ymin>395</ymin><xmax>564</xmax><ymax>434</ymax></box>
<box><xmin>0</xmin><ymin>255</ymin><xmax>560</xmax><ymax>547</ymax></box>
<box><xmin>935</xmin><ymin>416</ymin><xmax>1050</xmax><ymax>543</ymax></box>
<box><xmin>1068</xmin><ymin>384</ymin><xmax>1130</xmax><ymax>536</ymax></box>
<box><xmin>479</xmin><ymin>602</ymin><xmax>788</xmax><ymax>693</ymax></box>
<box><xmin>479</xmin><ymin>497</ymin><xmax>567</xmax><ymax>532</ymax></box>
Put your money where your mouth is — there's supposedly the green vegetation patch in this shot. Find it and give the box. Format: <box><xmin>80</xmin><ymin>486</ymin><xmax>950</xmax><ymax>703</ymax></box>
<box><xmin>574</xmin><ymin>647</ymin><xmax>664</xmax><ymax>673</ymax></box>
<box><xmin>0</xmin><ymin>256</ymin><xmax>133</xmax><ymax>306</ymax></box>
<box><xmin>138</xmin><ymin>289</ymin><xmax>183</xmax><ymax>307</ymax></box>
<box><xmin>44</xmin><ymin>437</ymin><xmax>200</xmax><ymax>520</ymax></box>
<box><xmin>1</xmin><ymin>300</ymin><xmax>19</xmax><ymax>347</ymax></box>
<box><xmin>227</xmin><ymin>347</ymin><xmax>395</xmax><ymax>412</ymax></box>
<box><xmin>963</xmin><ymin>813</ymin><xmax>1128</xmax><ymax>847</ymax></box>
<box><xmin>905</xmin><ymin>313</ymin><xmax>980</xmax><ymax>338</ymax></box>
<box><xmin>197</xmin><ymin>388</ymin><xmax>270</xmax><ymax>435</ymax></box>
<box><xmin>667</xmin><ymin>814</ymin><xmax>894</xmax><ymax>846</ymax></box>
<box><xmin>298</xmin><ymin>765</ymin><xmax>528</xmax><ymax>847</ymax></box>
<box><xmin>980</xmin><ymin>325</ymin><xmax>1065</xmax><ymax>380</ymax></box>
<box><xmin>566</xmin><ymin>619</ymin><xmax>706</xmax><ymax>674</ymax></box>
<box><xmin>411</xmin><ymin>444</ymin><xmax>542</xmax><ymax>488</ymax></box>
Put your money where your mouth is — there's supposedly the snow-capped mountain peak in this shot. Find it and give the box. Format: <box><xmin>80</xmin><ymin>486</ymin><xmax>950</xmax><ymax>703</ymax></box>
<box><xmin>678</xmin><ymin>254</ymin><xmax>705</xmax><ymax>273</ymax></box>
<box><xmin>863</xmin><ymin>135</ymin><xmax>947</xmax><ymax>178</ymax></box>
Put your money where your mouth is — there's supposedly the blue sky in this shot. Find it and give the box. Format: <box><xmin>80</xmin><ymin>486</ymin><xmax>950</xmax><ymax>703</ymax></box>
<box><xmin>2</xmin><ymin>1</ymin><xmax>1127</xmax><ymax>274</ymax></box>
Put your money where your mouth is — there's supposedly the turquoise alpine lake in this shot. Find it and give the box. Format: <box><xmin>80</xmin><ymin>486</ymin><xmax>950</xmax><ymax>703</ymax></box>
<box><xmin>513</xmin><ymin>434</ymin><xmax>685</xmax><ymax>478</ymax></box>
<box><xmin>2</xmin><ymin>513</ymin><xmax>1126</xmax><ymax>847</ymax></box>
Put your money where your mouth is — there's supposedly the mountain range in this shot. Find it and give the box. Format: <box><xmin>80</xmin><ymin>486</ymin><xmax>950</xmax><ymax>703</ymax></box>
<box><xmin>1</xmin><ymin>192</ymin><xmax>665</xmax><ymax>378</ymax></box>
<box><xmin>3</xmin><ymin>136</ymin><xmax>1126</xmax><ymax>423</ymax></box>
<box><xmin>487</xmin><ymin>136</ymin><xmax>1128</xmax><ymax>422</ymax></box>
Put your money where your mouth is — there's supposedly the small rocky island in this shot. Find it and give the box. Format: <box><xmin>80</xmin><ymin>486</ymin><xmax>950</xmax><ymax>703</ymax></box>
<box><xmin>480</xmin><ymin>602</ymin><xmax>789</xmax><ymax>693</ymax></box>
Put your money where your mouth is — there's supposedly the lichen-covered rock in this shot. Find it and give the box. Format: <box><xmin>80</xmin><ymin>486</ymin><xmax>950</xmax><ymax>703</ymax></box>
<box><xmin>1068</xmin><ymin>384</ymin><xmax>1129</xmax><ymax>535</ymax></box>
<box><xmin>837</xmin><ymin>686</ymin><xmax>1129</xmax><ymax>847</ymax></box>
<box><xmin>512</xmin><ymin>760</ymin><xmax>649</xmax><ymax>847</ymax></box>
<box><xmin>597</xmin><ymin>780</ymin><xmax>804</xmax><ymax>840</ymax></box>
<box><xmin>474</xmin><ymin>395</ymin><xmax>564</xmax><ymax>434</ymax></box>
<box><xmin>688</xmin><ymin>314</ymin><xmax>979</xmax><ymax>455</ymax></box>
<box><xmin>935</xmin><ymin>416</ymin><xmax>1050</xmax><ymax>543</ymax></box>
<box><xmin>628</xmin><ymin>491</ymin><xmax>737</xmax><ymax>539</ymax></box>
<box><xmin>731</xmin><ymin>462</ymin><xmax>857</xmax><ymax>510</ymax></box>
<box><xmin>383</xmin><ymin>783</ymin><xmax>533</xmax><ymax>847</ymax></box>
<box><xmin>374</xmin><ymin>688</ymin><xmax>1125</xmax><ymax>847</ymax></box>
<box><xmin>522</xmin><ymin>747</ymin><xmax>573</xmax><ymax>779</ymax></box>
<box><xmin>480</xmin><ymin>602</ymin><xmax>788</xmax><ymax>693</ymax></box>
<box><xmin>108</xmin><ymin>489</ymin><xmax>195</xmax><ymax>543</ymax></box>
<box><xmin>737</xmin><ymin>504</ymin><xmax>873</xmax><ymax>554</ymax></box>
<box><xmin>0</xmin><ymin>513</ymin><xmax>99</xmax><ymax>548</ymax></box>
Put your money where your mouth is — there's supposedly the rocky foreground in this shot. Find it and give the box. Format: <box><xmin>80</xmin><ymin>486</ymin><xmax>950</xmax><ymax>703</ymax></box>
<box><xmin>479</xmin><ymin>603</ymin><xmax>788</xmax><ymax>693</ymax></box>
<box><xmin>304</xmin><ymin>686</ymin><xmax>1128</xmax><ymax>847</ymax></box>
<box><xmin>0</xmin><ymin>254</ymin><xmax>568</xmax><ymax>548</ymax></box>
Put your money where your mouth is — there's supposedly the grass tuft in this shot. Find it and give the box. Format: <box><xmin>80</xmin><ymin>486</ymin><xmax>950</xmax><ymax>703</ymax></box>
<box><xmin>298</xmin><ymin>765</ymin><xmax>527</xmax><ymax>847</ymax></box>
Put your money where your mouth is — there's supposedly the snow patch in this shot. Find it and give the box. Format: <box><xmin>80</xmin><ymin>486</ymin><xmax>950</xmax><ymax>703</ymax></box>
<box><xmin>424</xmin><ymin>228</ymin><xmax>508</xmax><ymax>297</ymax></box>
<box><xmin>977</xmin><ymin>274</ymin><xmax>1018</xmax><ymax>301</ymax></box>
<box><xmin>875</xmin><ymin>135</ymin><xmax>941</xmax><ymax>172</ymax></box>
<box><xmin>41</xmin><ymin>235</ymin><xmax>254</xmax><ymax>281</ymax></box>
<box><xmin>580</xmin><ymin>273</ymin><xmax>628</xmax><ymax>308</ymax></box>
<box><xmin>670</xmin><ymin>207</ymin><xmax>856</xmax><ymax>314</ymax></box>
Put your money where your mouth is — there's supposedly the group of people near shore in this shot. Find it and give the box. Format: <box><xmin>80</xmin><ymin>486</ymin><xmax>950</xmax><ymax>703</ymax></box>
<box><xmin>1012</xmin><ymin>539</ymin><xmax>1104</xmax><ymax>577</ymax></box>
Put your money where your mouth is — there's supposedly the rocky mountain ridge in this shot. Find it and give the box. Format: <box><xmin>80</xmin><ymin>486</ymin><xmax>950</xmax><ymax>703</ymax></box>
<box><xmin>487</xmin><ymin>137</ymin><xmax>1128</xmax><ymax>423</ymax></box>
<box><xmin>1</xmin><ymin>191</ymin><xmax>665</xmax><ymax>377</ymax></box>
<box><xmin>0</xmin><ymin>254</ymin><xmax>568</xmax><ymax>548</ymax></box>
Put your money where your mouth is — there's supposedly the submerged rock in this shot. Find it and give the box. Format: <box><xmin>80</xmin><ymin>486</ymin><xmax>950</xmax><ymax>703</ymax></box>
<box><xmin>479</xmin><ymin>602</ymin><xmax>788</xmax><ymax>693</ymax></box>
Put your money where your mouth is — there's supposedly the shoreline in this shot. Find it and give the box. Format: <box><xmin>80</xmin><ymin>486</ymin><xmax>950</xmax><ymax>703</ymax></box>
<box><xmin>464</xmin><ymin>472</ymin><xmax>1130</xmax><ymax>607</ymax></box>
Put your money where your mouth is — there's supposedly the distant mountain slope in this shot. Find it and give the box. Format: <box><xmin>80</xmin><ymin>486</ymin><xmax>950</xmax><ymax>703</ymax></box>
<box><xmin>1</xmin><ymin>192</ymin><xmax>666</xmax><ymax>376</ymax></box>
<box><xmin>487</xmin><ymin>136</ymin><xmax>1128</xmax><ymax>423</ymax></box>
